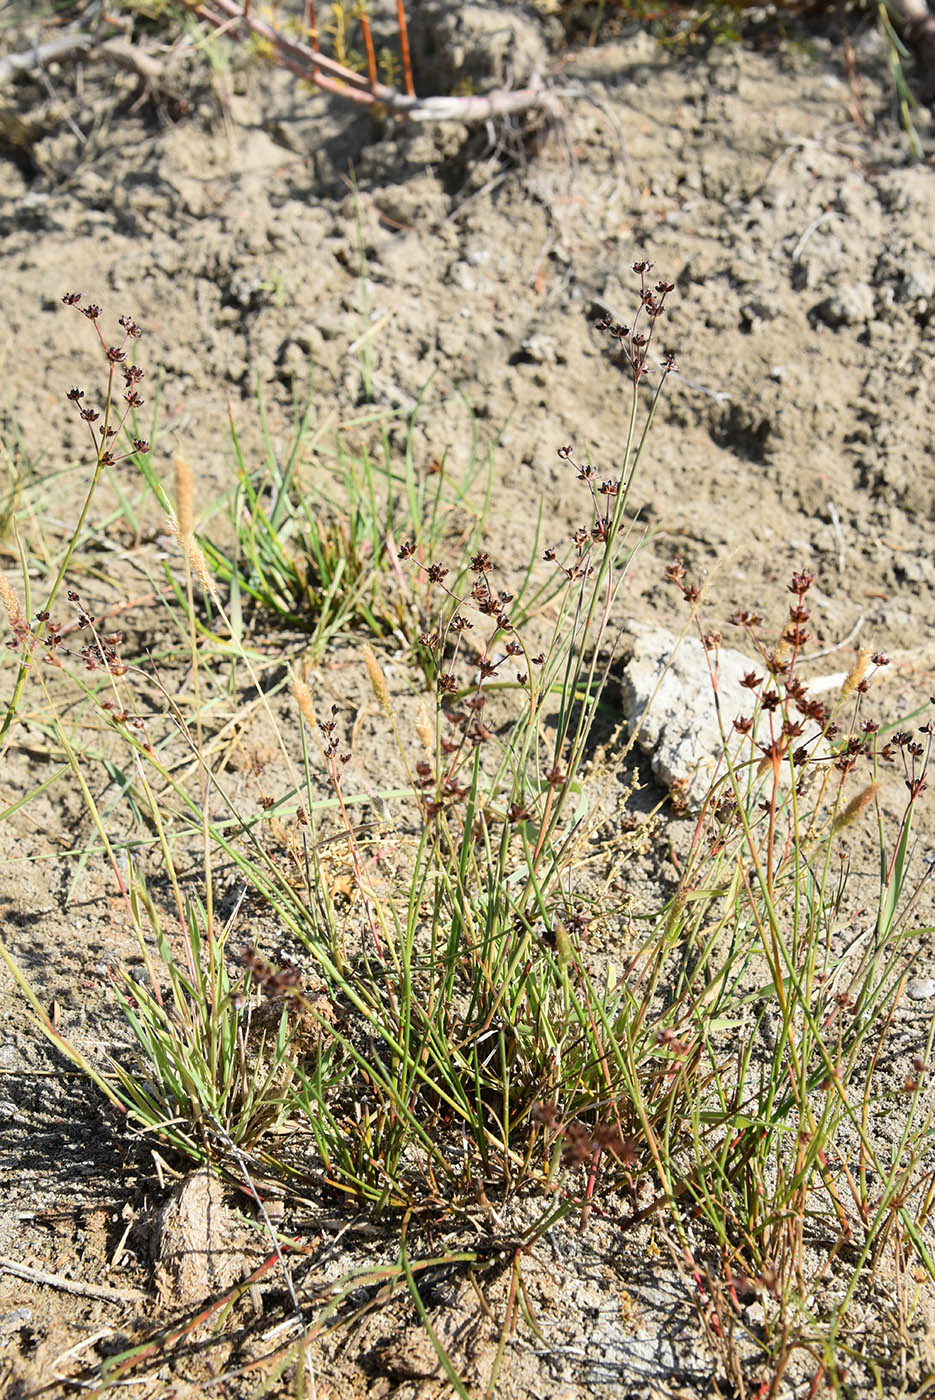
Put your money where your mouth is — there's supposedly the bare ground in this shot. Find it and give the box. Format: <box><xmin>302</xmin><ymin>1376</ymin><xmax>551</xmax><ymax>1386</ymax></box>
<box><xmin>1</xmin><ymin>2</ymin><xmax>935</xmax><ymax>1396</ymax></box>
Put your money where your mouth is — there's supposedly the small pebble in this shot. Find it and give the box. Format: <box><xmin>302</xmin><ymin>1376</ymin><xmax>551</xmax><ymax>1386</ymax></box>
<box><xmin>906</xmin><ymin>978</ymin><xmax>935</xmax><ymax>1001</ymax></box>
<box><xmin>0</xmin><ymin>1307</ymin><xmax>33</xmax><ymax>1333</ymax></box>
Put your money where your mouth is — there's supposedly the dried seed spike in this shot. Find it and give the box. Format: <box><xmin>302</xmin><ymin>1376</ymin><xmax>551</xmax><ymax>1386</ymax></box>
<box><xmin>363</xmin><ymin>646</ymin><xmax>390</xmax><ymax>716</ymax></box>
<box><xmin>168</xmin><ymin>452</ymin><xmax>217</xmax><ymax>601</ymax></box>
<box><xmin>415</xmin><ymin>703</ymin><xmax>433</xmax><ymax>753</ymax></box>
<box><xmin>841</xmin><ymin>646</ymin><xmax>873</xmax><ymax>701</ymax></box>
<box><xmin>166</xmin><ymin>510</ymin><xmax>213</xmax><ymax>598</ymax></box>
<box><xmin>832</xmin><ymin>781</ymin><xmax>881</xmax><ymax>834</ymax></box>
<box><xmin>0</xmin><ymin>576</ymin><xmax>27</xmax><ymax>634</ymax></box>
<box><xmin>554</xmin><ymin>923</ymin><xmax>573</xmax><ymax>967</ymax></box>
<box><xmin>185</xmin><ymin>536</ymin><xmax>215</xmax><ymax>597</ymax></box>
<box><xmin>293</xmin><ymin>673</ymin><xmax>316</xmax><ymax>730</ymax></box>
<box><xmin>174</xmin><ymin>452</ymin><xmax>194</xmax><ymax>541</ymax></box>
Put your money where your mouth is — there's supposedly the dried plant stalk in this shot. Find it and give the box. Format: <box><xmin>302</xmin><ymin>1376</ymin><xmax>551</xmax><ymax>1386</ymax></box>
<box><xmin>186</xmin><ymin>0</ymin><xmax>559</xmax><ymax>123</ymax></box>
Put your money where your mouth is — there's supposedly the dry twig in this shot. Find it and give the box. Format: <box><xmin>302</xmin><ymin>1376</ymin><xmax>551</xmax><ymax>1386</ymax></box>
<box><xmin>186</xmin><ymin>0</ymin><xmax>561</xmax><ymax>123</ymax></box>
<box><xmin>0</xmin><ymin>1256</ymin><xmax>149</xmax><ymax>1303</ymax></box>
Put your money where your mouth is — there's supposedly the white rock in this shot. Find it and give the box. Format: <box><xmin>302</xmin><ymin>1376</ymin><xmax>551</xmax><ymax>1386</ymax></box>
<box><xmin>620</xmin><ymin>622</ymin><xmax>828</xmax><ymax>812</ymax></box>
<box><xmin>816</xmin><ymin>282</ymin><xmax>875</xmax><ymax>327</ymax></box>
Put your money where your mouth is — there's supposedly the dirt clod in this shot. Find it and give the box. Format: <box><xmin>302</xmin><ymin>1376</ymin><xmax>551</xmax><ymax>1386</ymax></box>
<box><xmin>150</xmin><ymin>1169</ymin><xmax>247</xmax><ymax>1309</ymax></box>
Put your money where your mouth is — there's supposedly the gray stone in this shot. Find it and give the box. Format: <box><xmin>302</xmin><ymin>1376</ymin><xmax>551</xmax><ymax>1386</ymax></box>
<box><xmin>620</xmin><ymin>622</ymin><xmax>828</xmax><ymax>812</ymax></box>
<box><xmin>740</xmin><ymin>293</ymin><xmax>781</xmax><ymax>330</ymax></box>
<box><xmin>815</xmin><ymin>282</ymin><xmax>875</xmax><ymax>327</ymax></box>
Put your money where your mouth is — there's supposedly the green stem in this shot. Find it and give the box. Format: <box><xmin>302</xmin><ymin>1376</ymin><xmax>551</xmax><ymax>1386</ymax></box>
<box><xmin>0</xmin><ymin>362</ymin><xmax>116</xmax><ymax>751</ymax></box>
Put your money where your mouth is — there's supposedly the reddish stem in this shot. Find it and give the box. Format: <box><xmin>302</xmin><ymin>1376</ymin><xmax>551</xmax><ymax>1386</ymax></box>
<box><xmin>360</xmin><ymin>12</ymin><xmax>377</xmax><ymax>89</ymax></box>
<box><xmin>396</xmin><ymin>0</ymin><xmax>415</xmax><ymax>97</ymax></box>
<box><xmin>305</xmin><ymin>0</ymin><xmax>318</xmax><ymax>52</ymax></box>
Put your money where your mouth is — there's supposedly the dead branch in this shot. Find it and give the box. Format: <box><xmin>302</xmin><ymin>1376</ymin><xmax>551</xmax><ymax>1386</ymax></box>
<box><xmin>94</xmin><ymin>35</ymin><xmax>172</xmax><ymax>90</ymax></box>
<box><xmin>0</xmin><ymin>32</ymin><xmax>170</xmax><ymax>94</ymax></box>
<box><xmin>186</xmin><ymin>0</ymin><xmax>561</xmax><ymax>123</ymax></box>
<box><xmin>0</xmin><ymin>1256</ymin><xmax>149</xmax><ymax>1303</ymax></box>
<box><xmin>0</xmin><ymin>33</ymin><xmax>92</xmax><ymax>86</ymax></box>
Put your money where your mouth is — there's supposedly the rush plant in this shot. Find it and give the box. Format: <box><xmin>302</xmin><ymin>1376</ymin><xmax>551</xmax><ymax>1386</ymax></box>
<box><xmin>1</xmin><ymin>271</ymin><xmax>933</xmax><ymax>1396</ymax></box>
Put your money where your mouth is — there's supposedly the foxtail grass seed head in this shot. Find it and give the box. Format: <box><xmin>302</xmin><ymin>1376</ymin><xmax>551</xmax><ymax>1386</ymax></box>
<box><xmin>363</xmin><ymin>646</ymin><xmax>390</xmax><ymax>716</ymax></box>
<box><xmin>663</xmin><ymin>882</ymin><xmax>690</xmax><ymax>941</ymax></box>
<box><xmin>832</xmin><ymin>781</ymin><xmax>881</xmax><ymax>834</ymax></box>
<box><xmin>842</xmin><ymin>647</ymin><xmax>873</xmax><ymax>700</ymax></box>
<box><xmin>293</xmin><ymin>673</ymin><xmax>317</xmax><ymax>730</ymax></box>
<box><xmin>553</xmin><ymin>922</ymin><xmax>574</xmax><ymax>966</ymax></box>
<box><xmin>415</xmin><ymin>703</ymin><xmax>434</xmax><ymax>753</ymax></box>
<box><xmin>183</xmin><ymin>532</ymin><xmax>214</xmax><ymax>598</ymax></box>
<box><xmin>0</xmin><ymin>577</ymin><xmax>27</xmax><ymax>637</ymax></box>
<box><xmin>169</xmin><ymin>452</ymin><xmax>215</xmax><ymax>598</ymax></box>
<box><xmin>174</xmin><ymin>452</ymin><xmax>194</xmax><ymax>540</ymax></box>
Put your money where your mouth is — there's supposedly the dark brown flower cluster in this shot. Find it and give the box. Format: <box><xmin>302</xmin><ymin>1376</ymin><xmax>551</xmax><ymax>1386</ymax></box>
<box><xmin>6</xmin><ymin>586</ymin><xmax>129</xmax><ymax>679</ymax></box>
<box><xmin>531</xmin><ymin>1101</ymin><xmax>641</xmax><ymax>1172</ymax></box>
<box><xmin>542</xmin><ymin>269</ymin><xmax>678</xmax><ymax>581</ymax></box>
<box><xmin>905</xmin><ymin>1054</ymin><xmax>929</xmax><ymax>1093</ymax></box>
<box><xmin>442</xmin><ymin>695</ymin><xmax>491</xmax><ymax>749</ymax></box>
<box><xmin>468</xmin><ymin>550</ymin><xmax>515</xmax><ymax>633</ymax></box>
<box><xmin>544</xmin><ymin>446</ymin><xmax>619</xmax><ymax>571</ymax></box>
<box><xmin>655</xmin><ymin>1024</ymin><xmax>693</xmax><ymax>1065</ymax></box>
<box><xmin>241</xmin><ymin>946</ymin><xmax>303</xmax><ymax>998</ymax></box>
<box><xmin>889</xmin><ymin>720</ymin><xmax>933</xmax><ymax>799</ymax></box>
<box><xmin>595</xmin><ymin>261</ymin><xmax>677</xmax><ymax>387</ymax></box>
<box><xmin>318</xmin><ymin>705</ymin><xmax>350</xmax><ymax>765</ymax></box>
<box><xmin>725</xmin><ymin>573</ymin><xmax>900</xmax><ymax>776</ymax></box>
<box><xmin>665</xmin><ymin>556</ymin><xmax>700</xmax><ymax>605</ymax></box>
<box><xmin>62</xmin><ymin>294</ymin><xmax>150</xmax><ymax>464</ymax></box>
<box><xmin>534</xmin><ymin>904</ymin><xmax>590</xmax><ymax>955</ymax></box>
<box><xmin>415</xmin><ymin>758</ymin><xmax>468</xmax><ymax>819</ymax></box>
<box><xmin>396</xmin><ymin>542</ymin><xmax>533</xmax><ymax>820</ymax></box>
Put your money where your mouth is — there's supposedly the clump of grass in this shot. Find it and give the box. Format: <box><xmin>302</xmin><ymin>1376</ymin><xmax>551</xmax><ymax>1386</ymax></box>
<box><xmin>193</xmin><ymin>389</ymin><xmax>493</xmax><ymax>658</ymax></box>
<box><xmin>0</xmin><ymin>268</ymin><xmax>674</xmax><ymax>1212</ymax></box>
<box><xmin>647</xmin><ymin>558</ymin><xmax>935</xmax><ymax>1393</ymax></box>
<box><xmin>149</xmin><ymin>375</ymin><xmax>563</xmax><ymax>674</ymax></box>
<box><xmin>196</xmin><ymin>398</ymin><xmax>406</xmax><ymax>650</ymax></box>
<box><xmin>1</xmin><ymin>271</ymin><xmax>933</xmax><ymax>1395</ymax></box>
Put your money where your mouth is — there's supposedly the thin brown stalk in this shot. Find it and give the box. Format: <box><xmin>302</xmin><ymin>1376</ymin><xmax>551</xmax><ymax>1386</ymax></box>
<box><xmin>360</xmin><ymin>11</ymin><xmax>377</xmax><ymax>90</ymax></box>
<box><xmin>396</xmin><ymin>0</ymin><xmax>415</xmax><ymax>98</ymax></box>
<box><xmin>305</xmin><ymin>0</ymin><xmax>319</xmax><ymax>52</ymax></box>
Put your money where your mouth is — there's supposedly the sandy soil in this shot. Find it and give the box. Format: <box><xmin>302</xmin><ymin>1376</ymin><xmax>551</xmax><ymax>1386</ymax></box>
<box><xmin>1</xmin><ymin>2</ymin><xmax>935</xmax><ymax>1396</ymax></box>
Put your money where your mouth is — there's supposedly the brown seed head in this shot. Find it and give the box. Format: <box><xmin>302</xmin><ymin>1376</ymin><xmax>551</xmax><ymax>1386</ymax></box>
<box><xmin>0</xmin><ymin>577</ymin><xmax>28</xmax><ymax>636</ymax></box>
<box><xmin>174</xmin><ymin>452</ymin><xmax>194</xmax><ymax>540</ymax></box>
<box><xmin>831</xmin><ymin>781</ymin><xmax>881</xmax><ymax>834</ymax></box>
<box><xmin>363</xmin><ymin>646</ymin><xmax>390</xmax><ymax>716</ymax></box>
<box><xmin>293</xmin><ymin>673</ymin><xmax>317</xmax><ymax>730</ymax></box>
<box><xmin>841</xmin><ymin>647</ymin><xmax>873</xmax><ymax>701</ymax></box>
